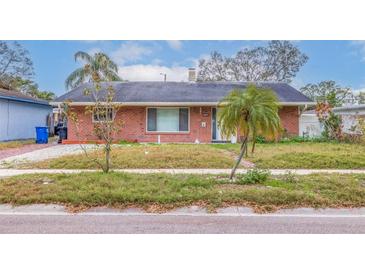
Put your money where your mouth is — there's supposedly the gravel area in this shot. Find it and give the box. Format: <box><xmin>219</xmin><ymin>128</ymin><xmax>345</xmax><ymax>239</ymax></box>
<box><xmin>0</xmin><ymin>144</ymin><xmax>100</xmax><ymax>167</ymax></box>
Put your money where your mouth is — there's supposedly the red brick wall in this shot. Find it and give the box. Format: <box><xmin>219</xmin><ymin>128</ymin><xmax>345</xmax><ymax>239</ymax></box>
<box><xmin>66</xmin><ymin>105</ymin><xmax>299</xmax><ymax>143</ymax></box>
<box><xmin>279</xmin><ymin>106</ymin><xmax>299</xmax><ymax>135</ymax></box>
<box><xmin>67</xmin><ymin>106</ymin><xmax>212</xmax><ymax>143</ymax></box>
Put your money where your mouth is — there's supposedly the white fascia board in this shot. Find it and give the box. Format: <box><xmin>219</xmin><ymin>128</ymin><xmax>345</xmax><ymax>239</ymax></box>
<box><xmin>51</xmin><ymin>101</ymin><xmax>315</xmax><ymax>107</ymax></box>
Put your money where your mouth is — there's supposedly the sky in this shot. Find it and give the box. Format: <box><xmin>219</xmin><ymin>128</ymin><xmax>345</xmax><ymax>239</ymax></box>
<box><xmin>12</xmin><ymin>40</ymin><xmax>365</xmax><ymax>96</ymax></box>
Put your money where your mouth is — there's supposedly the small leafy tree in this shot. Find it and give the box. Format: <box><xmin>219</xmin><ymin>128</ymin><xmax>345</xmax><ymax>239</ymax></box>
<box><xmin>9</xmin><ymin>77</ymin><xmax>55</xmax><ymax>101</ymax></box>
<box><xmin>218</xmin><ymin>85</ymin><xmax>281</xmax><ymax>179</ymax></box>
<box><xmin>65</xmin><ymin>79</ymin><xmax>122</xmax><ymax>173</ymax></box>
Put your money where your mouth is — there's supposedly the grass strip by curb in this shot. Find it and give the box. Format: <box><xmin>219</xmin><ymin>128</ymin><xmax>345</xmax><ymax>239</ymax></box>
<box><xmin>1</xmin><ymin>172</ymin><xmax>365</xmax><ymax>213</ymax></box>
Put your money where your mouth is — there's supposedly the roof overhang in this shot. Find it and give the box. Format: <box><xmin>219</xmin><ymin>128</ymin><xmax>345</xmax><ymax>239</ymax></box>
<box><xmin>50</xmin><ymin>101</ymin><xmax>315</xmax><ymax>107</ymax></box>
<box><xmin>0</xmin><ymin>95</ymin><xmax>51</xmax><ymax>106</ymax></box>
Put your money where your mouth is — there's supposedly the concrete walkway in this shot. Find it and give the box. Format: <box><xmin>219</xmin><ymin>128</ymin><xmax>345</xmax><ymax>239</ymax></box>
<box><xmin>0</xmin><ymin>168</ymin><xmax>365</xmax><ymax>177</ymax></box>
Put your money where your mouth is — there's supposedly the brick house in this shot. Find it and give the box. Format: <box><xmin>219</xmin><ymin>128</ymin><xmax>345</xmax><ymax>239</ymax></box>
<box><xmin>53</xmin><ymin>77</ymin><xmax>313</xmax><ymax>144</ymax></box>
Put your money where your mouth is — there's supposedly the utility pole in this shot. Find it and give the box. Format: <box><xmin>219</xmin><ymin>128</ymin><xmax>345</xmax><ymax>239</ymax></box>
<box><xmin>160</xmin><ymin>73</ymin><xmax>167</xmax><ymax>82</ymax></box>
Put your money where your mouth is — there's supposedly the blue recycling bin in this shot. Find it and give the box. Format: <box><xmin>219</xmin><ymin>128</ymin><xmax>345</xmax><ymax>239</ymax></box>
<box><xmin>35</xmin><ymin>127</ymin><xmax>49</xmax><ymax>144</ymax></box>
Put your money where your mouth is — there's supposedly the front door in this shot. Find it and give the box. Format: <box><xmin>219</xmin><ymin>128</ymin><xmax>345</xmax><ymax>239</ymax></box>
<box><xmin>212</xmin><ymin>107</ymin><xmax>237</xmax><ymax>143</ymax></box>
<box><xmin>212</xmin><ymin>107</ymin><xmax>224</xmax><ymax>141</ymax></box>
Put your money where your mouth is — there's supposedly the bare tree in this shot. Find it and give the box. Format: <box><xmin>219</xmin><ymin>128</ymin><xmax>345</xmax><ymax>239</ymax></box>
<box><xmin>264</xmin><ymin>41</ymin><xmax>308</xmax><ymax>82</ymax></box>
<box><xmin>197</xmin><ymin>41</ymin><xmax>308</xmax><ymax>83</ymax></box>
<box><xmin>356</xmin><ymin>91</ymin><xmax>365</xmax><ymax>104</ymax></box>
<box><xmin>0</xmin><ymin>41</ymin><xmax>34</xmax><ymax>89</ymax></box>
<box><xmin>300</xmin><ymin>81</ymin><xmax>351</xmax><ymax>107</ymax></box>
<box><xmin>228</xmin><ymin>47</ymin><xmax>268</xmax><ymax>81</ymax></box>
<box><xmin>197</xmin><ymin>51</ymin><xmax>230</xmax><ymax>81</ymax></box>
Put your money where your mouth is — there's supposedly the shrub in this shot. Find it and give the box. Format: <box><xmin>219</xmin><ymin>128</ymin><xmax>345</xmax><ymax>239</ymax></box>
<box><xmin>255</xmin><ymin>136</ymin><xmax>267</xmax><ymax>143</ymax></box>
<box><xmin>118</xmin><ymin>139</ymin><xmax>138</xmax><ymax>145</ymax></box>
<box><xmin>237</xmin><ymin>169</ymin><xmax>271</xmax><ymax>184</ymax></box>
<box><xmin>321</xmin><ymin>111</ymin><xmax>343</xmax><ymax>141</ymax></box>
<box><xmin>281</xmin><ymin>171</ymin><xmax>299</xmax><ymax>184</ymax></box>
<box><xmin>256</xmin><ymin>135</ymin><xmax>328</xmax><ymax>144</ymax></box>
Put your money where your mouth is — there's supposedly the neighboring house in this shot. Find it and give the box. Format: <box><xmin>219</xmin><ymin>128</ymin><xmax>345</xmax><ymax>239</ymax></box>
<box><xmin>52</xmin><ymin>74</ymin><xmax>313</xmax><ymax>144</ymax></box>
<box><xmin>333</xmin><ymin>104</ymin><xmax>365</xmax><ymax>133</ymax></box>
<box><xmin>0</xmin><ymin>88</ymin><xmax>52</xmax><ymax>141</ymax></box>
<box><xmin>299</xmin><ymin>110</ymin><xmax>322</xmax><ymax>137</ymax></box>
<box><xmin>300</xmin><ymin>104</ymin><xmax>365</xmax><ymax>137</ymax></box>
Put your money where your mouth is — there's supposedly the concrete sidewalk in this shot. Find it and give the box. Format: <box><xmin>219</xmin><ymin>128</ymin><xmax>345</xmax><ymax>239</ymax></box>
<box><xmin>0</xmin><ymin>168</ymin><xmax>365</xmax><ymax>177</ymax></box>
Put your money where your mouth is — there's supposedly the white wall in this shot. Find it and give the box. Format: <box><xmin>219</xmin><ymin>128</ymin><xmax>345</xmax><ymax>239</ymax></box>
<box><xmin>299</xmin><ymin>114</ymin><xmax>322</xmax><ymax>137</ymax></box>
<box><xmin>333</xmin><ymin>109</ymin><xmax>365</xmax><ymax>134</ymax></box>
<box><xmin>0</xmin><ymin>99</ymin><xmax>52</xmax><ymax>141</ymax></box>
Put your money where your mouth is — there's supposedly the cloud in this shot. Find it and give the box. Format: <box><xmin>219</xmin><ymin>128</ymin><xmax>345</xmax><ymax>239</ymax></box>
<box><xmin>291</xmin><ymin>77</ymin><xmax>306</xmax><ymax>90</ymax></box>
<box><xmin>166</xmin><ymin>40</ymin><xmax>183</xmax><ymax>50</ymax></box>
<box><xmin>189</xmin><ymin>53</ymin><xmax>210</xmax><ymax>67</ymax></box>
<box><xmin>350</xmin><ymin>41</ymin><xmax>365</xmax><ymax>61</ymax></box>
<box><xmin>118</xmin><ymin>64</ymin><xmax>189</xmax><ymax>81</ymax></box>
<box><xmin>111</xmin><ymin>42</ymin><xmax>152</xmax><ymax>65</ymax></box>
<box><xmin>352</xmin><ymin>87</ymin><xmax>365</xmax><ymax>95</ymax></box>
<box><xmin>151</xmin><ymin>58</ymin><xmax>163</xmax><ymax>65</ymax></box>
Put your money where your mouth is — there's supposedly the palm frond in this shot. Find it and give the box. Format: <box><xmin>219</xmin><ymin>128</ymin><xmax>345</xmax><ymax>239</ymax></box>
<box><xmin>95</xmin><ymin>53</ymin><xmax>119</xmax><ymax>72</ymax></box>
<box><xmin>103</xmin><ymin>70</ymin><xmax>122</xmax><ymax>82</ymax></box>
<box><xmin>74</xmin><ymin>51</ymin><xmax>93</xmax><ymax>63</ymax></box>
<box><xmin>66</xmin><ymin>51</ymin><xmax>121</xmax><ymax>89</ymax></box>
<box><xmin>65</xmin><ymin>67</ymin><xmax>88</xmax><ymax>89</ymax></box>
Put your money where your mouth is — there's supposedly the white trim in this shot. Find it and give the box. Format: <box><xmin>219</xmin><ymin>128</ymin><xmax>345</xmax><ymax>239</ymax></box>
<box><xmin>91</xmin><ymin>107</ymin><xmax>115</xmax><ymax>123</ymax></box>
<box><xmin>51</xmin><ymin>101</ymin><xmax>315</xmax><ymax>107</ymax></box>
<box><xmin>211</xmin><ymin>106</ymin><xmax>215</xmax><ymax>141</ymax></box>
<box><xmin>145</xmin><ymin>107</ymin><xmax>190</xmax><ymax>133</ymax></box>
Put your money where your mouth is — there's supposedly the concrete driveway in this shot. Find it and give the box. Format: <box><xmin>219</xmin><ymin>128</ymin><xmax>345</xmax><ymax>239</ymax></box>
<box><xmin>0</xmin><ymin>144</ymin><xmax>99</xmax><ymax>167</ymax></box>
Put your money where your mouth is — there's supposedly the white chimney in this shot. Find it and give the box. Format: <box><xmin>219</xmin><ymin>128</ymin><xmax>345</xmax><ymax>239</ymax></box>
<box><xmin>188</xmin><ymin>68</ymin><xmax>196</xmax><ymax>82</ymax></box>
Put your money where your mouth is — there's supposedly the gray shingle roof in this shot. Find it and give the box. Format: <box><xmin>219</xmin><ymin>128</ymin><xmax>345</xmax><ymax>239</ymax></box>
<box><xmin>0</xmin><ymin>88</ymin><xmax>50</xmax><ymax>106</ymax></box>
<box><xmin>54</xmin><ymin>81</ymin><xmax>313</xmax><ymax>104</ymax></box>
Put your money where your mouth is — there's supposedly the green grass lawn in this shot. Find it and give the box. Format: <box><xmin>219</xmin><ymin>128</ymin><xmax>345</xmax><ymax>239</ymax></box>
<box><xmin>0</xmin><ymin>139</ymin><xmax>34</xmax><ymax>150</ymax></box>
<box><xmin>213</xmin><ymin>142</ymin><xmax>365</xmax><ymax>169</ymax></box>
<box><xmin>1</xmin><ymin>172</ymin><xmax>365</xmax><ymax>212</ymax></box>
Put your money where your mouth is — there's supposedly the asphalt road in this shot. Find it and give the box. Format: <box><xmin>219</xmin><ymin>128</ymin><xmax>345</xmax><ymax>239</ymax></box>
<box><xmin>0</xmin><ymin>214</ymin><xmax>365</xmax><ymax>233</ymax></box>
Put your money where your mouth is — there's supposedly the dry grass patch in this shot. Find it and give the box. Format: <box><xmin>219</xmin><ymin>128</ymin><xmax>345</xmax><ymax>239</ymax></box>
<box><xmin>213</xmin><ymin>142</ymin><xmax>365</xmax><ymax>169</ymax></box>
<box><xmin>0</xmin><ymin>139</ymin><xmax>34</xmax><ymax>150</ymax></box>
<box><xmin>23</xmin><ymin>144</ymin><xmax>235</xmax><ymax>169</ymax></box>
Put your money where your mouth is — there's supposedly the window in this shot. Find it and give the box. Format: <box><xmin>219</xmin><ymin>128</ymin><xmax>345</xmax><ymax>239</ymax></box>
<box><xmin>92</xmin><ymin>107</ymin><xmax>114</xmax><ymax>122</ymax></box>
<box><xmin>147</xmin><ymin>107</ymin><xmax>189</xmax><ymax>132</ymax></box>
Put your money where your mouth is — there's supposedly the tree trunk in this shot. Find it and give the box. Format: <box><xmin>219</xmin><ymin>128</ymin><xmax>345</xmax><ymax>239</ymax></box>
<box><xmin>230</xmin><ymin>137</ymin><xmax>248</xmax><ymax>180</ymax></box>
<box><xmin>251</xmin><ymin>140</ymin><xmax>256</xmax><ymax>154</ymax></box>
<box><xmin>104</xmin><ymin>143</ymin><xmax>111</xmax><ymax>173</ymax></box>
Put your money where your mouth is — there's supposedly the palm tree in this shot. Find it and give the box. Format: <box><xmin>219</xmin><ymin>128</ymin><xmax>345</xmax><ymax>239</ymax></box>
<box><xmin>65</xmin><ymin>51</ymin><xmax>121</xmax><ymax>89</ymax></box>
<box><xmin>218</xmin><ymin>84</ymin><xmax>281</xmax><ymax>179</ymax></box>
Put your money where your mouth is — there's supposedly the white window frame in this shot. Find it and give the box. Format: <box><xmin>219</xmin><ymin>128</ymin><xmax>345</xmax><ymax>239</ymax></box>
<box><xmin>146</xmin><ymin>107</ymin><xmax>190</xmax><ymax>133</ymax></box>
<box><xmin>92</xmin><ymin>107</ymin><xmax>115</xmax><ymax>123</ymax></box>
